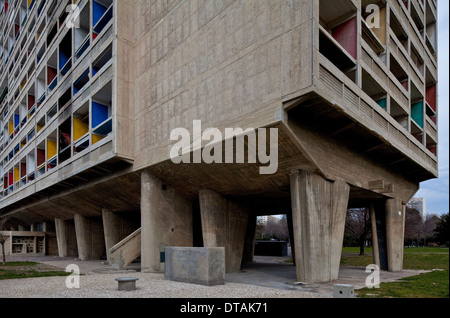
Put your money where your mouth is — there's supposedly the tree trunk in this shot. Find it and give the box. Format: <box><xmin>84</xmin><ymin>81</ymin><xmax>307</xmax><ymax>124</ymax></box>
<box><xmin>359</xmin><ymin>237</ymin><xmax>366</xmax><ymax>256</ymax></box>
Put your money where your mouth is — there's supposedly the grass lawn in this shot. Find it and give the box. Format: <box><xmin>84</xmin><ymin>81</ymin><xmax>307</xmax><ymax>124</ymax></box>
<box><xmin>0</xmin><ymin>262</ymin><xmax>71</xmax><ymax>280</ymax></box>
<box><xmin>341</xmin><ymin>247</ymin><xmax>449</xmax><ymax>298</ymax></box>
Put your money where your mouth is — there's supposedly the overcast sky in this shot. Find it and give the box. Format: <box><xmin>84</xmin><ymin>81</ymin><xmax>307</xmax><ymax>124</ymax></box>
<box><xmin>415</xmin><ymin>0</ymin><xmax>449</xmax><ymax>216</ymax></box>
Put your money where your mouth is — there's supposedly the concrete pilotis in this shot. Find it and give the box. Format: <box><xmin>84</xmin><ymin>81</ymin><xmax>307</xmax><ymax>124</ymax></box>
<box><xmin>140</xmin><ymin>171</ymin><xmax>193</xmax><ymax>273</ymax></box>
<box><xmin>198</xmin><ymin>189</ymin><xmax>249</xmax><ymax>273</ymax></box>
<box><xmin>385</xmin><ymin>198</ymin><xmax>405</xmax><ymax>272</ymax></box>
<box><xmin>290</xmin><ymin>171</ymin><xmax>350</xmax><ymax>283</ymax></box>
<box><xmin>102</xmin><ymin>209</ymin><xmax>121</xmax><ymax>263</ymax></box>
<box><xmin>55</xmin><ymin>218</ymin><xmax>77</xmax><ymax>258</ymax></box>
<box><xmin>74</xmin><ymin>214</ymin><xmax>105</xmax><ymax>261</ymax></box>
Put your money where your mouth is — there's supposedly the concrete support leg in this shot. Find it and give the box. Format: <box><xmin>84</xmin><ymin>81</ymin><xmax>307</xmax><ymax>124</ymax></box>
<box><xmin>74</xmin><ymin>214</ymin><xmax>105</xmax><ymax>261</ymax></box>
<box><xmin>102</xmin><ymin>209</ymin><xmax>121</xmax><ymax>263</ymax></box>
<box><xmin>290</xmin><ymin>171</ymin><xmax>350</xmax><ymax>283</ymax></box>
<box><xmin>199</xmin><ymin>189</ymin><xmax>249</xmax><ymax>273</ymax></box>
<box><xmin>385</xmin><ymin>198</ymin><xmax>405</xmax><ymax>272</ymax></box>
<box><xmin>242</xmin><ymin>214</ymin><xmax>257</xmax><ymax>263</ymax></box>
<box><xmin>370</xmin><ymin>203</ymin><xmax>381</xmax><ymax>269</ymax></box>
<box><xmin>141</xmin><ymin>171</ymin><xmax>193</xmax><ymax>273</ymax></box>
<box><xmin>55</xmin><ymin>218</ymin><xmax>77</xmax><ymax>257</ymax></box>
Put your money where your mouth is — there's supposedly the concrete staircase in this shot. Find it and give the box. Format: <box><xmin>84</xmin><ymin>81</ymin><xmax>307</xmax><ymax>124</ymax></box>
<box><xmin>109</xmin><ymin>228</ymin><xmax>141</xmax><ymax>269</ymax></box>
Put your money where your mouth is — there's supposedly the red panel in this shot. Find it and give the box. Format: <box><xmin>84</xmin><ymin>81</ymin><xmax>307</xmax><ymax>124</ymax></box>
<box><xmin>37</xmin><ymin>149</ymin><xmax>45</xmax><ymax>166</ymax></box>
<box><xmin>28</xmin><ymin>94</ymin><xmax>35</xmax><ymax>109</ymax></box>
<box><xmin>8</xmin><ymin>172</ymin><xmax>13</xmax><ymax>186</ymax></box>
<box><xmin>21</xmin><ymin>163</ymin><xmax>26</xmax><ymax>178</ymax></box>
<box><xmin>332</xmin><ymin>17</ymin><xmax>357</xmax><ymax>59</ymax></box>
<box><xmin>426</xmin><ymin>85</ymin><xmax>436</xmax><ymax>111</ymax></box>
<box><xmin>401</xmin><ymin>79</ymin><xmax>408</xmax><ymax>91</ymax></box>
<box><xmin>47</xmin><ymin>67</ymin><xmax>57</xmax><ymax>85</ymax></box>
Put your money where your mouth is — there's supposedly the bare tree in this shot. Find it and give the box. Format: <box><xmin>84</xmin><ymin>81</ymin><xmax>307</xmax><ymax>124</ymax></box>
<box><xmin>345</xmin><ymin>208</ymin><xmax>371</xmax><ymax>255</ymax></box>
<box><xmin>0</xmin><ymin>216</ymin><xmax>9</xmax><ymax>265</ymax></box>
<box><xmin>404</xmin><ymin>207</ymin><xmax>422</xmax><ymax>246</ymax></box>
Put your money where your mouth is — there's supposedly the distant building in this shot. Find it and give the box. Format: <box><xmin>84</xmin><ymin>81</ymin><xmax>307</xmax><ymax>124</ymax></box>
<box><xmin>407</xmin><ymin>198</ymin><xmax>427</xmax><ymax>220</ymax></box>
<box><xmin>257</xmin><ymin>216</ymin><xmax>280</xmax><ymax>226</ymax></box>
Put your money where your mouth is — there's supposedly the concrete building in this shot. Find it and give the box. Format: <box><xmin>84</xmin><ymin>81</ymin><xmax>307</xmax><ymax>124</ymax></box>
<box><xmin>407</xmin><ymin>197</ymin><xmax>427</xmax><ymax>220</ymax></box>
<box><xmin>0</xmin><ymin>0</ymin><xmax>438</xmax><ymax>283</ymax></box>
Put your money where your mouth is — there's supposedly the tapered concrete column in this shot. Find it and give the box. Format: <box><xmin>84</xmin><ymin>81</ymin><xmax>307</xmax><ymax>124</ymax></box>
<box><xmin>290</xmin><ymin>171</ymin><xmax>350</xmax><ymax>283</ymax></box>
<box><xmin>74</xmin><ymin>214</ymin><xmax>105</xmax><ymax>261</ymax></box>
<box><xmin>385</xmin><ymin>198</ymin><xmax>405</xmax><ymax>272</ymax></box>
<box><xmin>370</xmin><ymin>203</ymin><xmax>381</xmax><ymax>269</ymax></box>
<box><xmin>141</xmin><ymin>171</ymin><xmax>193</xmax><ymax>273</ymax></box>
<box><xmin>55</xmin><ymin>218</ymin><xmax>68</xmax><ymax>257</ymax></box>
<box><xmin>102</xmin><ymin>209</ymin><xmax>121</xmax><ymax>263</ymax></box>
<box><xmin>55</xmin><ymin>218</ymin><xmax>78</xmax><ymax>258</ymax></box>
<box><xmin>242</xmin><ymin>214</ymin><xmax>257</xmax><ymax>263</ymax></box>
<box><xmin>199</xmin><ymin>189</ymin><xmax>249</xmax><ymax>273</ymax></box>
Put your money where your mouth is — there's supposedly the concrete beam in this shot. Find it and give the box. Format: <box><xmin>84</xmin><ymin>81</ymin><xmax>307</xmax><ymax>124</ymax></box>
<box><xmin>141</xmin><ymin>171</ymin><xmax>193</xmax><ymax>273</ymax></box>
<box><xmin>290</xmin><ymin>171</ymin><xmax>350</xmax><ymax>283</ymax></box>
<box><xmin>74</xmin><ymin>214</ymin><xmax>105</xmax><ymax>261</ymax></box>
<box><xmin>199</xmin><ymin>189</ymin><xmax>249</xmax><ymax>273</ymax></box>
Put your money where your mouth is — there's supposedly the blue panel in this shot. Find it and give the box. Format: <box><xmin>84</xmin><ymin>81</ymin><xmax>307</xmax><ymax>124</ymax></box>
<box><xmin>93</xmin><ymin>1</ymin><xmax>107</xmax><ymax>27</ymax></box>
<box><xmin>59</xmin><ymin>50</ymin><xmax>70</xmax><ymax>70</ymax></box>
<box><xmin>93</xmin><ymin>6</ymin><xmax>112</xmax><ymax>34</ymax></box>
<box><xmin>92</xmin><ymin>101</ymin><xmax>109</xmax><ymax>128</ymax></box>
<box><xmin>14</xmin><ymin>114</ymin><xmax>20</xmax><ymax>127</ymax></box>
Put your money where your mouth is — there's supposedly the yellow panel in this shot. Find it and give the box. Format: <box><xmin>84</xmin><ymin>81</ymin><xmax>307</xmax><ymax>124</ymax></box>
<box><xmin>37</xmin><ymin>124</ymin><xmax>43</xmax><ymax>132</ymax></box>
<box><xmin>28</xmin><ymin>0</ymin><xmax>32</xmax><ymax>7</ymax></box>
<box><xmin>92</xmin><ymin>134</ymin><xmax>105</xmax><ymax>145</ymax></box>
<box><xmin>372</xmin><ymin>7</ymin><xmax>387</xmax><ymax>46</ymax></box>
<box><xmin>73</xmin><ymin>118</ymin><xmax>89</xmax><ymax>141</ymax></box>
<box><xmin>14</xmin><ymin>167</ymin><xmax>20</xmax><ymax>183</ymax></box>
<box><xmin>47</xmin><ymin>140</ymin><xmax>57</xmax><ymax>160</ymax></box>
<box><xmin>9</xmin><ymin>122</ymin><xmax>14</xmax><ymax>135</ymax></box>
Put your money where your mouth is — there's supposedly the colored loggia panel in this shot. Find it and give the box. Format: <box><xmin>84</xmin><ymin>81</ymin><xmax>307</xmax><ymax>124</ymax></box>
<box><xmin>371</xmin><ymin>7</ymin><xmax>387</xmax><ymax>46</ymax></box>
<box><xmin>28</xmin><ymin>94</ymin><xmax>35</xmax><ymax>109</ymax></box>
<box><xmin>14</xmin><ymin>167</ymin><xmax>20</xmax><ymax>183</ymax></box>
<box><xmin>92</xmin><ymin>134</ymin><xmax>105</xmax><ymax>145</ymax></box>
<box><xmin>9</xmin><ymin>172</ymin><xmax>13</xmax><ymax>186</ymax></box>
<box><xmin>59</xmin><ymin>50</ymin><xmax>70</xmax><ymax>71</ymax></box>
<box><xmin>376</xmin><ymin>98</ymin><xmax>387</xmax><ymax>110</ymax></box>
<box><xmin>47</xmin><ymin>66</ymin><xmax>57</xmax><ymax>85</ymax></box>
<box><xmin>47</xmin><ymin>140</ymin><xmax>57</xmax><ymax>160</ymax></box>
<box><xmin>93</xmin><ymin>1</ymin><xmax>108</xmax><ymax>27</ymax></box>
<box><xmin>73</xmin><ymin>117</ymin><xmax>89</xmax><ymax>141</ymax></box>
<box><xmin>332</xmin><ymin>17</ymin><xmax>358</xmax><ymax>59</ymax></box>
<box><xmin>21</xmin><ymin>163</ymin><xmax>26</xmax><ymax>178</ymax></box>
<box><xmin>37</xmin><ymin>149</ymin><xmax>45</xmax><ymax>166</ymax></box>
<box><xmin>426</xmin><ymin>85</ymin><xmax>436</xmax><ymax>111</ymax></box>
<box><xmin>92</xmin><ymin>101</ymin><xmax>109</xmax><ymax>128</ymax></box>
<box><xmin>411</xmin><ymin>101</ymin><xmax>424</xmax><ymax>129</ymax></box>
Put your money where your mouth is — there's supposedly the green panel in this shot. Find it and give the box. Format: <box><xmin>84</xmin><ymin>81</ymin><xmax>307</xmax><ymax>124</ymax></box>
<box><xmin>376</xmin><ymin>98</ymin><xmax>387</xmax><ymax>110</ymax></box>
<box><xmin>411</xmin><ymin>101</ymin><xmax>424</xmax><ymax>128</ymax></box>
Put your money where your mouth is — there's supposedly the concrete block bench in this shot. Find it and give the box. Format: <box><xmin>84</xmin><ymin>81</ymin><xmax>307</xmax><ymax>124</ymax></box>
<box><xmin>115</xmin><ymin>277</ymin><xmax>139</xmax><ymax>291</ymax></box>
<box><xmin>164</xmin><ymin>247</ymin><xmax>225</xmax><ymax>286</ymax></box>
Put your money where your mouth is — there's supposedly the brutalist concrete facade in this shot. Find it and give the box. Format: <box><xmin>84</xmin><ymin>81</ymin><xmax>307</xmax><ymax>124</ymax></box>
<box><xmin>0</xmin><ymin>0</ymin><xmax>439</xmax><ymax>283</ymax></box>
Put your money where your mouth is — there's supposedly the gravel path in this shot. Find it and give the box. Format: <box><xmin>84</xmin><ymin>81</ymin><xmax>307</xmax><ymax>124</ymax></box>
<box><xmin>0</xmin><ymin>271</ymin><xmax>327</xmax><ymax>298</ymax></box>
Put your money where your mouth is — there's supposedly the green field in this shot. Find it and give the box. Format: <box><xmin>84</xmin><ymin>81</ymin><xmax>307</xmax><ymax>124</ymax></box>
<box><xmin>341</xmin><ymin>247</ymin><xmax>449</xmax><ymax>298</ymax></box>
